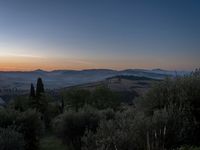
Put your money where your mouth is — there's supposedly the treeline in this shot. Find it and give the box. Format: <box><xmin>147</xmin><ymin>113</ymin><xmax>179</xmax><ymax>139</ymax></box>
<box><xmin>0</xmin><ymin>69</ymin><xmax>200</xmax><ymax>150</ymax></box>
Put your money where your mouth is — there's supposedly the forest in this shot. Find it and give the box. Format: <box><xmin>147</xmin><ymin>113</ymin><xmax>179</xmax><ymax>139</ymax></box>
<box><xmin>0</xmin><ymin>69</ymin><xmax>200</xmax><ymax>150</ymax></box>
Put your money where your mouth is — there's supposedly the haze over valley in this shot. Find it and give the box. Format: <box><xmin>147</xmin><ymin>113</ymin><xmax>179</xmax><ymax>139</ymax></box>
<box><xmin>0</xmin><ymin>69</ymin><xmax>189</xmax><ymax>90</ymax></box>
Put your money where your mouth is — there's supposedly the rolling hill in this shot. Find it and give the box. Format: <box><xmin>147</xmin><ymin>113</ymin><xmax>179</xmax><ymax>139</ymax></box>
<box><xmin>0</xmin><ymin>69</ymin><xmax>189</xmax><ymax>91</ymax></box>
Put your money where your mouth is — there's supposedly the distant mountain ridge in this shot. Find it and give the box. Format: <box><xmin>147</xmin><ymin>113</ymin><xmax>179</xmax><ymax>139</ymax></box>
<box><xmin>0</xmin><ymin>69</ymin><xmax>190</xmax><ymax>90</ymax></box>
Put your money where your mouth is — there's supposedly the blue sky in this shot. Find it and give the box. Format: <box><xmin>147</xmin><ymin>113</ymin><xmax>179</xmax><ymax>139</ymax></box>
<box><xmin>0</xmin><ymin>0</ymin><xmax>199</xmax><ymax>71</ymax></box>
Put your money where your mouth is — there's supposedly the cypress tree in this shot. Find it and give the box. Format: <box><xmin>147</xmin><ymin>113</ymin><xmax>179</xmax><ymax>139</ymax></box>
<box><xmin>29</xmin><ymin>83</ymin><xmax>35</xmax><ymax>98</ymax></box>
<box><xmin>36</xmin><ymin>77</ymin><xmax>44</xmax><ymax>98</ymax></box>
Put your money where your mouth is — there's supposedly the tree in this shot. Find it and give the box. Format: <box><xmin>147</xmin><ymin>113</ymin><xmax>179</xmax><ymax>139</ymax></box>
<box><xmin>29</xmin><ymin>83</ymin><xmax>35</xmax><ymax>98</ymax></box>
<box><xmin>36</xmin><ymin>78</ymin><xmax>44</xmax><ymax>98</ymax></box>
<box><xmin>90</xmin><ymin>87</ymin><xmax>120</xmax><ymax>110</ymax></box>
<box><xmin>0</xmin><ymin>109</ymin><xmax>44</xmax><ymax>150</ymax></box>
<box><xmin>29</xmin><ymin>79</ymin><xmax>45</xmax><ymax>112</ymax></box>
<box><xmin>0</xmin><ymin>128</ymin><xmax>25</xmax><ymax>150</ymax></box>
<box><xmin>63</xmin><ymin>89</ymin><xmax>91</xmax><ymax>111</ymax></box>
<box><xmin>136</xmin><ymin>72</ymin><xmax>200</xmax><ymax>146</ymax></box>
<box><xmin>53</xmin><ymin>110</ymin><xmax>100</xmax><ymax>150</ymax></box>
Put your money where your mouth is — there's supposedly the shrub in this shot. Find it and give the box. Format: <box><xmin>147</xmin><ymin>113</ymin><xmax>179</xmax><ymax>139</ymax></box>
<box><xmin>0</xmin><ymin>127</ymin><xmax>25</xmax><ymax>150</ymax></box>
<box><xmin>82</xmin><ymin>109</ymin><xmax>143</xmax><ymax>150</ymax></box>
<box><xmin>63</xmin><ymin>88</ymin><xmax>91</xmax><ymax>111</ymax></box>
<box><xmin>0</xmin><ymin>109</ymin><xmax>44</xmax><ymax>150</ymax></box>
<box><xmin>145</xmin><ymin>106</ymin><xmax>196</xmax><ymax>150</ymax></box>
<box><xmin>53</xmin><ymin>109</ymin><xmax>100</xmax><ymax>150</ymax></box>
<box><xmin>90</xmin><ymin>87</ymin><xmax>120</xmax><ymax>110</ymax></box>
<box><xmin>82</xmin><ymin>105</ymin><xmax>196</xmax><ymax>150</ymax></box>
<box><xmin>0</xmin><ymin>109</ymin><xmax>19</xmax><ymax>128</ymax></box>
<box><xmin>100</xmin><ymin>108</ymin><xmax>116</xmax><ymax>120</ymax></box>
<box><xmin>9</xmin><ymin>96</ymin><xmax>29</xmax><ymax>112</ymax></box>
<box><xmin>136</xmin><ymin>74</ymin><xmax>200</xmax><ymax>145</ymax></box>
<box><xmin>44</xmin><ymin>102</ymin><xmax>61</xmax><ymax>129</ymax></box>
<box><xmin>63</xmin><ymin>87</ymin><xmax>120</xmax><ymax>111</ymax></box>
<box><xmin>16</xmin><ymin>109</ymin><xmax>44</xmax><ymax>150</ymax></box>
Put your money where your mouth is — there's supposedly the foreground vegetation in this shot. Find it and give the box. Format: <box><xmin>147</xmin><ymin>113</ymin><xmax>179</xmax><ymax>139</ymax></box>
<box><xmin>0</xmin><ymin>69</ymin><xmax>200</xmax><ymax>150</ymax></box>
<box><xmin>40</xmin><ymin>134</ymin><xmax>67</xmax><ymax>150</ymax></box>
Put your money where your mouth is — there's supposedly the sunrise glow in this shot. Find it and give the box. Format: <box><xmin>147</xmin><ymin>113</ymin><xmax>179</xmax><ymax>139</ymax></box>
<box><xmin>0</xmin><ymin>1</ymin><xmax>199</xmax><ymax>71</ymax></box>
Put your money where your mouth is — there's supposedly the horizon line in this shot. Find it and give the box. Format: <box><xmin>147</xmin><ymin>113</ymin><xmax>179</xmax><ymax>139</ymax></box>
<box><xmin>0</xmin><ymin>68</ymin><xmax>192</xmax><ymax>72</ymax></box>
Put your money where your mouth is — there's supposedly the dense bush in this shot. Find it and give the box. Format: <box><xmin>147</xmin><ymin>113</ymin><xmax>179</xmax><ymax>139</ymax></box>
<box><xmin>99</xmin><ymin>108</ymin><xmax>116</xmax><ymax>120</ymax></box>
<box><xmin>0</xmin><ymin>127</ymin><xmax>25</xmax><ymax>150</ymax></box>
<box><xmin>10</xmin><ymin>93</ymin><xmax>54</xmax><ymax>129</ymax></box>
<box><xmin>146</xmin><ymin>107</ymin><xmax>195</xmax><ymax>150</ymax></box>
<box><xmin>0</xmin><ymin>109</ymin><xmax>19</xmax><ymax>129</ymax></box>
<box><xmin>63</xmin><ymin>87</ymin><xmax>121</xmax><ymax>111</ymax></box>
<box><xmin>0</xmin><ymin>109</ymin><xmax>44</xmax><ymax>150</ymax></box>
<box><xmin>29</xmin><ymin>93</ymin><xmax>54</xmax><ymax>129</ymax></box>
<box><xmin>136</xmin><ymin>74</ymin><xmax>200</xmax><ymax>145</ymax></box>
<box><xmin>82</xmin><ymin>106</ymin><xmax>195</xmax><ymax>150</ymax></box>
<box><xmin>44</xmin><ymin>102</ymin><xmax>62</xmax><ymax>129</ymax></box>
<box><xmin>82</xmin><ymin>73</ymin><xmax>200</xmax><ymax>150</ymax></box>
<box><xmin>82</xmin><ymin>108</ymin><xmax>144</xmax><ymax>150</ymax></box>
<box><xmin>16</xmin><ymin>109</ymin><xmax>44</xmax><ymax>150</ymax></box>
<box><xmin>90</xmin><ymin>87</ymin><xmax>120</xmax><ymax>110</ymax></box>
<box><xmin>137</xmin><ymin>75</ymin><xmax>200</xmax><ymax>117</ymax></box>
<box><xmin>53</xmin><ymin>108</ymin><xmax>100</xmax><ymax>150</ymax></box>
<box><xmin>63</xmin><ymin>88</ymin><xmax>91</xmax><ymax>111</ymax></box>
<box><xmin>9</xmin><ymin>96</ymin><xmax>29</xmax><ymax>112</ymax></box>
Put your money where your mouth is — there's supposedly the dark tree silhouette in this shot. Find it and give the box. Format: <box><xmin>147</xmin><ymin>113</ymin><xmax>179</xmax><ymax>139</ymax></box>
<box><xmin>29</xmin><ymin>83</ymin><xmax>35</xmax><ymax>98</ymax></box>
<box><xmin>60</xmin><ymin>96</ymin><xmax>65</xmax><ymax>113</ymax></box>
<box><xmin>36</xmin><ymin>78</ymin><xmax>44</xmax><ymax>98</ymax></box>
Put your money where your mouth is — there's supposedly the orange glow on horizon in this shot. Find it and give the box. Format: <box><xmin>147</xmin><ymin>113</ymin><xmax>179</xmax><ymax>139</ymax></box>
<box><xmin>0</xmin><ymin>55</ymin><xmax>196</xmax><ymax>71</ymax></box>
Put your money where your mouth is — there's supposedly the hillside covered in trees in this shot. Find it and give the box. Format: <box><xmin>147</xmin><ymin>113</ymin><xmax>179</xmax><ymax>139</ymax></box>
<box><xmin>0</xmin><ymin>69</ymin><xmax>200</xmax><ymax>150</ymax></box>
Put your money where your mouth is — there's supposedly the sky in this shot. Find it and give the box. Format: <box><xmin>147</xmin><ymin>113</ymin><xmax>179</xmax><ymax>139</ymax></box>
<box><xmin>0</xmin><ymin>0</ymin><xmax>199</xmax><ymax>71</ymax></box>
